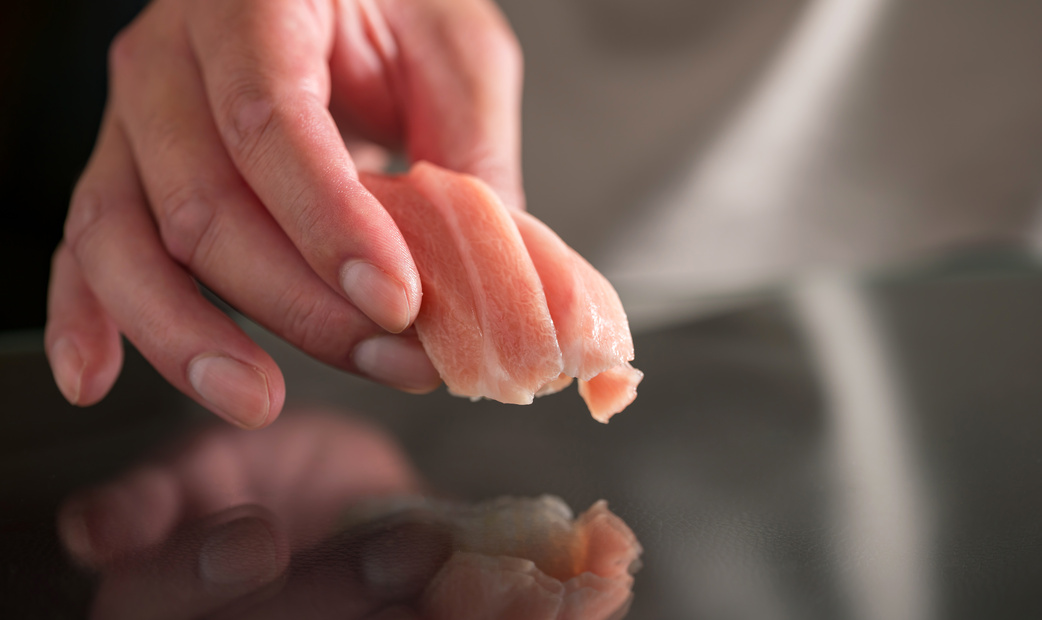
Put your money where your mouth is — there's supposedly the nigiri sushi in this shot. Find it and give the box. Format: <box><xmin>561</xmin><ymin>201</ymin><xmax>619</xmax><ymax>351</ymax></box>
<box><xmin>360</xmin><ymin>163</ymin><xmax>642</xmax><ymax>421</ymax></box>
<box><xmin>341</xmin><ymin>495</ymin><xmax>643</xmax><ymax>620</ymax></box>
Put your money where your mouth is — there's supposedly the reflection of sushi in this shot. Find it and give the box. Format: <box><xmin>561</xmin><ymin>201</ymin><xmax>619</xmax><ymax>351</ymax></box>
<box><xmin>343</xmin><ymin>496</ymin><xmax>642</xmax><ymax>619</ymax></box>
<box><xmin>362</xmin><ymin>164</ymin><xmax>643</xmax><ymax>422</ymax></box>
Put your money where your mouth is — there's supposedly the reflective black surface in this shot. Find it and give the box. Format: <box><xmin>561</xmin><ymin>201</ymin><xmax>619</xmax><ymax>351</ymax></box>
<box><xmin>5</xmin><ymin>256</ymin><xmax>1042</xmax><ymax>618</ymax></box>
<box><xmin>5</xmin><ymin>0</ymin><xmax>1042</xmax><ymax>615</ymax></box>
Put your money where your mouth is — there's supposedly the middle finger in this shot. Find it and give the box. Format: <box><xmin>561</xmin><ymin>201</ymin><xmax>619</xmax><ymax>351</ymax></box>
<box><xmin>109</xmin><ymin>5</ymin><xmax>439</xmax><ymax>391</ymax></box>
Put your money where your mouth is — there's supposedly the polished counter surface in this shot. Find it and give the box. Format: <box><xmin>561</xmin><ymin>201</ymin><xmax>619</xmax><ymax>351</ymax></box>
<box><xmin>5</xmin><ymin>258</ymin><xmax>1042</xmax><ymax>618</ymax></box>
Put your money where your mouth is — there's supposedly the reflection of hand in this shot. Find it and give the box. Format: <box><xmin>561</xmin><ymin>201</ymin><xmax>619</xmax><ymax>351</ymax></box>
<box><xmin>58</xmin><ymin>411</ymin><xmax>448</xmax><ymax>619</ymax></box>
<box><xmin>59</xmin><ymin>412</ymin><xmax>639</xmax><ymax>619</ymax></box>
<box><xmin>44</xmin><ymin>0</ymin><xmax>524</xmax><ymax>428</ymax></box>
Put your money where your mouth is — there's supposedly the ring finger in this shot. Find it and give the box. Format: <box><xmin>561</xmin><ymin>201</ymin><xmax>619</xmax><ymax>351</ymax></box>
<box><xmin>64</xmin><ymin>113</ymin><xmax>285</xmax><ymax>428</ymax></box>
<box><xmin>109</xmin><ymin>4</ymin><xmax>439</xmax><ymax>392</ymax></box>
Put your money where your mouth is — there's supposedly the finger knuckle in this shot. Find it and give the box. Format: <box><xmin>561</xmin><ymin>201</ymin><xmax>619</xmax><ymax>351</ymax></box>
<box><xmin>280</xmin><ymin>285</ymin><xmax>352</xmax><ymax>355</ymax></box>
<box><xmin>107</xmin><ymin>24</ymin><xmax>142</xmax><ymax>79</ymax></box>
<box><xmin>64</xmin><ymin>187</ymin><xmax>106</xmax><ymax>260</ymax></box>
<box><xmin>145</xmin><ymin>115</ymin><xmax>188</xmax><ymax>163</ymax></box>
<box><xmin>49</xmin><ymin>241</ymin><xmax>69</xmax><ymax>273</ymax></box>
<box><xmin>217</xmin><ymin>79</ymin><xmax>277</xmax><ymax>162</ymax></box>
<box><xmin>285</xmin><ymin>181</ymin><xmax>326</xmax><ymax>244</ymax></box>
<box><xmin>155</xmin><ymin>184</ymin><xmax>219</xmax><ymax>267</ymax></box>
<box><xmin>107</xmin><ymin>29</ymin><xmax>132</xmax><ymax>75</ymax></box>
<box><xmin>218</xmin><ymin>80</ymin><xmax>326</xmax><ymax>172</ymax></box>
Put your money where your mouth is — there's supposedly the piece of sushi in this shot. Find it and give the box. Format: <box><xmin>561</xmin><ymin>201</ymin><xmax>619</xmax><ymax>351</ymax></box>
<box><xmin>341</xmin><ymin>495</ymin><xmax>643</xmax><ymax>620</ymax></box>
<box><xmin>361</xmin><ymin>163</ymin><xmax>642</xmax><ymax>421</ymax></box>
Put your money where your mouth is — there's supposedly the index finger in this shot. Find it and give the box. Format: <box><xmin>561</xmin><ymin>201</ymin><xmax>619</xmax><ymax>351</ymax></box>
<box><xmin>185</xmin><ymin>0</ymin><xmax>420</xmax><ymax>334</ymax></box>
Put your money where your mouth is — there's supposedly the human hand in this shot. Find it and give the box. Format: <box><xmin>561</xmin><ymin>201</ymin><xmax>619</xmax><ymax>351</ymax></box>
<box><xmin>45</xmin><ymin>0</ymin><xmax>524</xmax><ymax>428</ymax></box>
<box><xmin>58</xmin><ymin>411</ymin><xmax>448</xmax><ymax>619</ymax></box>
<box><xmin>58</xmin><ymin>411</ymin><xmax>638</xmax><ymax>620</ymax></box>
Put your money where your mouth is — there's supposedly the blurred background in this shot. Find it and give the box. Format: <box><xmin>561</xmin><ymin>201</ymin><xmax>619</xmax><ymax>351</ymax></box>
<box><xmin>4</xmin><ymin>0</ymin><xmax>1042</xmax><ymax>618</ymax></box>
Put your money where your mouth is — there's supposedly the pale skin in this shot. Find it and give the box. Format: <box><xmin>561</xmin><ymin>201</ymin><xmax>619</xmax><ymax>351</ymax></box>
<box><xmin>59</xmin><ymin>412</ymin><xmax>636</xmax><ymax>619</ymax></box>
<box><xmin>58</xmin><ymin>411</ymin><xmax>441</xmax><ymax>619</ymax></box>
<box><xmin>44</xmin><ymin>0</ymin><xmax>525</xmax><ymax>429</ymax></box>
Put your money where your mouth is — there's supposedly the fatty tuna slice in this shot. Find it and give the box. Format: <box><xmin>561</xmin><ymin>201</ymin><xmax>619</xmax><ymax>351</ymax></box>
<box><xmin>360</xmin><ymin>162</ymin><xmax>641</xmax><ymax>420</ymax></box>
<box><xmin>343</xmin><ymin>496</ymin><xmax>640</xmax><ymax>620</ymax></box>
<box><xmin>361</xmin><ymin>164</ymin><xmax>563</xmax><ymax>405</ymax></box>
<box><xmin>510</xmin><ymin>210</ymin><xmax>644</xmax><ymax>422</ymax></box>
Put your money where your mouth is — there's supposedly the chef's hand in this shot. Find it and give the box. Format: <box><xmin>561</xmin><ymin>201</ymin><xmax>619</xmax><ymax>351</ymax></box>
<box><xmin>45</xmin><ymin>0</ymin><xmax>523</xmax><ymax>428</ymax></box>
<box><xmin>58</xmin><ymin>411</ymin><xmax>449</xmax><ymax>619</ymax></box>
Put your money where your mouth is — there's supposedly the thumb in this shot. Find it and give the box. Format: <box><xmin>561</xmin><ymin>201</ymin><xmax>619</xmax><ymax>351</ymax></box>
<box><xmin>385</xmin><ymin>0</ymin><xmax>525</xmax><ymax>209</ymax></box>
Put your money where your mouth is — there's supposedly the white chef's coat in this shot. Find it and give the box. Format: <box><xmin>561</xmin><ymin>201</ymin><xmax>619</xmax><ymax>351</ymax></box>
<box><xmin>500</xmin><ymin>0</ymin><xmax>1042</xmax><ymax>329</ymax></box>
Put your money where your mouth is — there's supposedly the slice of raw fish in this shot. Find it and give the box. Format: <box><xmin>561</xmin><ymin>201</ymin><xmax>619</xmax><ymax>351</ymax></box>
<box><xmin>360</xmin><ymin>164</ymin><xmax>563</xmax><ymax>405</ymax></box>
<box><xmin>342</xmin><ymin>495</ymin><xmax>642</xmax><ymax>620</ymax></box>
<box><xmin>509</xmin><ymin>210</ymin><xmax>633</xmax><ymax>381</ymax></box>
<box><xmin>419</xmin><ymin>498</ymin><xmax>640</xmax><ymax>620</ymax></box>
<box><xmin>420</xmin><ymin>553</ymin><xmax>633</xmax><ymax>620</ymax></box>
<box><xmin>536</xmin><ymin>373</ymin><xmax>575</xmax><ymax>397</ymax></box>
<box><xmin>510</xmin><ymin>210</ymin><xmax>644</xmax><ymax>421</ymax></box>
<box><xmin>577</xmin><ymin>363</ymin><xmax>644</xmax><ymax>424</ymax></box>
<box><xmin>360</xmin><ymin>162</ymin><xmax>641</xmax><ymax>420</ymax></box>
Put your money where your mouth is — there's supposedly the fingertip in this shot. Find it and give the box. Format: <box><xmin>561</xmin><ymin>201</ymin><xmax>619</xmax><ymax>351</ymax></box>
<box><xmin>46</xmin><ymin>242</ymin><xmax>124</xmax><ymax>407</ymax></box>
<box><xmin>187</xmin><ymin>354</ymin><xmax>284</xmax><ymax>429</ymax></box>
<box><xmin>353</xmin><ymin>335</ymin><xmax>441</xmax><ymax>393</ymax></box>
<box><xmin>77</xmin><ymin>334</ymin><xmax>124</xmax><ymax>407</ymax></box>
<box><xmin>46</xmin><ymin>328</ymin><xmax>125</xmax><ymax>408</ymax></box>
<box><xmin>198</xmin><ymin>516</ymin><xmax>285</xmax><ymax>587</ymax></box>
<box><xmin>339</xmin><ymin>260</ymin><xmax>419</xmax><ymax>334</ymax></box>
<box><xmin>57</xmin><ymin>496</ymin><xmax>94</xmax><ymax>566</ymax></box>
<box><xmin>261</xmin><ymin>372</ymin><xmax>286</xmax><ymax>430</ymax></box>
<box><xmin>48</xmin><ymin>336</ymin><xmax>84</xmax><ymax>405</ymax></box>
<box><xmin>58</xmin><ymin>466</ymin><xmax>181</xmax><ymax>568</ymax></box>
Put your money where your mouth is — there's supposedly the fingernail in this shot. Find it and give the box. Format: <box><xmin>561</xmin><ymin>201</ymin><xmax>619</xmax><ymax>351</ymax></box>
<box><xmin>199</xmin><ymin>518</ymin><xmax>279</xmax><ymax>586</ymax></box>
<box><xmin>188</xmin><ymin>355</ymin><xmax>270</xmax><ymax>428</ymax></box>
<box><xmin>353</xmin><ymin>336</ymin><xmax>441</xmax><ymax>393</ymax></box>
<box><xmin>49</xmin><ymin>337</ymin><xmax>84</xmax><ymax>404</ymax></box>
<box><xmin>340</xmin><ymin>260</ymin><xmax>413</xmax><ymax>334</ymax></box>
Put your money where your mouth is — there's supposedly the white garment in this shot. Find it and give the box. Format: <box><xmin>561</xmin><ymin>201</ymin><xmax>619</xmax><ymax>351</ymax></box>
<box><xmin>501</xmin><ymin>0</ymin><xmax>1042</xmax><ymax>329</ymax></box>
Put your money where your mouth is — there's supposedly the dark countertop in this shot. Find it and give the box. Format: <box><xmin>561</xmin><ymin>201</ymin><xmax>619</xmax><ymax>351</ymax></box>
<box><xmin>5</xmin><ymin>255</ymin><xmax>1042</xmax><ymax>618</ymax></box>
<box><xmin>5</xmin><ymin>0</ymin><xmax>1042</xmax><ymax>616</ymax></box>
